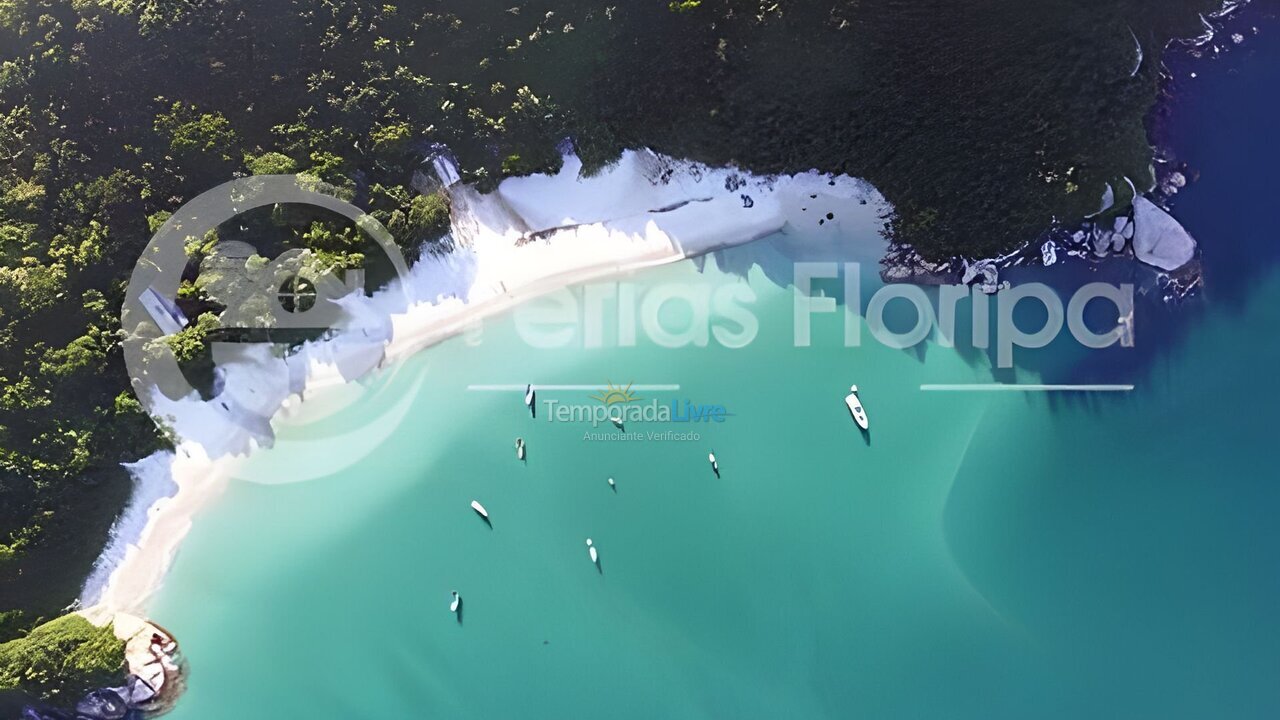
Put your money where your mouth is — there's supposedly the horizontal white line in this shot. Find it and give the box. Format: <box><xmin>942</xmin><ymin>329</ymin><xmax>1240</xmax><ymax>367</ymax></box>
<box><xmin>920</xmin><ymin>384</ymin><xmax>1134</xmax><ymax>392</ymax></box>
<box><xmin>467</xmin><ymin>384</ymin><xmax>682</xmax><ymax>391</ymax></box>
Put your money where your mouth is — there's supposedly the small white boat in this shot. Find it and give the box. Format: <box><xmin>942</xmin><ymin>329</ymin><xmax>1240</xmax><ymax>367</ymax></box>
<box><xmin>844</xmin><ymin>385</ymin><xmax>869</xmax><ymax>430</ymax></box>
<box><xmin>708</xmin><ymin>452</ymin><xmax>718</xmax><ymax>474</ymax></box>
<box><xmin>470</xmin><ymin>500</ymin><xmax>489</xmax><ymax>520</ymax></box>
<box><xmin>586</xmin><ymin>538</ymin><xmax>599</xmax><ymax>564</ymax></box>
<box><xmin>525</xmin><ymin>384</ymin><xmax>535</xmax><ymax>410</ymax></box>
<box><xmin>516</xmin><ymin>437</ymin><xmax>526</xmax><ymax>460</ymax></box>
<box><xmin>607</xmin><ymin>477</ymin><xmax>616</xmax><ymax>490</ymax></box>
<box><xmin>450</xmin><ymin>591</ymin><xmax>461</xmax><ymax>614</ymax></box>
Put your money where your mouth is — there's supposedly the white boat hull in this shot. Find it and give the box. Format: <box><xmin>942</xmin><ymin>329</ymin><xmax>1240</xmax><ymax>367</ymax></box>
<box><xmin>844</xmin><ymin>391</ymin><xmax>869</xmax><ymax>431</ymax></box>
<box><xmin>470</xmin><ymin>500</ymin><xmax>489</xmax><ymax>519</ymax></box>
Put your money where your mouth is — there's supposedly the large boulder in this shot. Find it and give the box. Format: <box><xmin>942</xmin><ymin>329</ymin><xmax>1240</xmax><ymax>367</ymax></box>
<box><xmin>1131</xmin><ymin>197</ymin><xmax>1196</xmax><ymax>271</ymax></box>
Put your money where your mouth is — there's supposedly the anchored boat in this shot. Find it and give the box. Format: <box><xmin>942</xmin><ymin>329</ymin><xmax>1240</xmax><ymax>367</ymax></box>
<box><xmin>470</xmin><ymin>500</ymin><xmax>489</xmax><ymax>520</ymax></box>
<box><xmin>586</xmin><ymin>538</ymin><xmax>599</xmax><ymax>564</ymax></box>
<box><xmin>844</xmin><ymin>385</ymin><xmax>869</xmax><ymax>431</ymax></box>
<box><xmin>525</xmin><ymin>384</ymin><xmax>535</xmax><ymax>413</ymax></box>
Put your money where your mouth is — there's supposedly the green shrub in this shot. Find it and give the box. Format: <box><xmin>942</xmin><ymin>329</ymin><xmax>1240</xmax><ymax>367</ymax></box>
<box><xmin>245</xmin><ymin>151</ymin><xmax>299</xmax><ymax>176</ymax></box>
<box><xmin>154</xmin><ymin>101</ymin><xmax>238</xmax><ymax>160</ymax></box>
<box><xmin>0</xmin><ymin>615</ymin><xmax>125</xmax><ymax>700</ymax></box>
<box><xmin>407</xmin><ymin>192</ymin><xmax>450</xmax><ymax>242</ymax></box>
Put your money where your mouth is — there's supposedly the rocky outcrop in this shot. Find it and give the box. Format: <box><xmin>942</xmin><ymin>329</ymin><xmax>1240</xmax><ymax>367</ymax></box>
<box><xmin>879</xmin><ymin>245</ymin><xmax>954</xmax><ymax>285</ymax></box>
<box><xmin>1043</xmin><ymin>195</ymin><xmax>1196</xmax><ymax>274</ymax></box>
<box><xmin>23</xmin><ymin>614</ymin><xmax>185</xmax><ymax>720</ymax></box>
<box><xmin>961</xmin><ymin>259</ymin><xmax>1004</xmax><ymax>295</ymax></box>
<box><xmin>1131</xmin><ymin>196</ymin><xmax>1197</xmax><ymax>270</ymax></box>
<box><xmin>879</xmin><ymin>191</ymin><xmax>1200</xmax><ymax>302</ymax></box>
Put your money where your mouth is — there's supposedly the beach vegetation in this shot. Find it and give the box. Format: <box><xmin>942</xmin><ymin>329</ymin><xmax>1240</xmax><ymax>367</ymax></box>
<box><xmin>0</xmin><ymin>615</ymin><xmax>125</xmax><ymax>700</ymax></box>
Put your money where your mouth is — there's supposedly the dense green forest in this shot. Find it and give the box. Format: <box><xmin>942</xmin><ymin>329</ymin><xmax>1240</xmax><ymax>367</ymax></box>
<box><xmin>0</xmin><ymin>0</ymin><xmax>1225</xmax><ymax>648</ymax></box>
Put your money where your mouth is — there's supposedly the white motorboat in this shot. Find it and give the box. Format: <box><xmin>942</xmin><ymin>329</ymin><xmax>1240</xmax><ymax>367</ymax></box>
<box><xmin>586</xmin><ymin>538</ymin><xmax>599</xmax><ymax>564</ymax></box>
<box><xmin>450</xmin><ymin>591</ymin><xmax>461</xmax><ymax>614</ymax></box>
<box><xmin>516</xmin><ymin>437</ymin><xmax>526</xmax><ymax>460</ymax></box>
<box><xmin>607</xmin><ymin>477</ymin><xmax>616</xmax><ymax>490</ymax></box>
<box><xmin>844</xmin><ymin>385</ymin><xmax>869</xmax><ymax>431</ymax></box>
<box><xmin>525</xmin><ymin>384</ymin><xmax>535</xmax><ymax>411</ymax></box>
<box><xmin>470</xmin><ymin>500</ymin><xmax>489</xmax><ymax>520</ymax></box>
<box><xmin>708</xmin><ymin>452</ymin><xmax>718</xmax><ymax>474</ymax></box>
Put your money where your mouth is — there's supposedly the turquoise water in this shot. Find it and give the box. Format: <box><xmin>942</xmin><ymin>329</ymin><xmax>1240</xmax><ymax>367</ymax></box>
<box><xmin>149</xmin><ymin>243</ymin><xmax>1280</xmax><ymax>718</ymax></box>
<box><xmin>150</xmin><ymin>15</ymin><xmax>1280</xmax><ymax>714</ymax></box>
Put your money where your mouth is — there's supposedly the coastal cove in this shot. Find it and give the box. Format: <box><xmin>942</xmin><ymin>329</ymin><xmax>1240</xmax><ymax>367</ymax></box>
<box><xmin>2</xmin><ymin>1</ymin><xmax>1277</xmax><ymax>717</ymax></box>
<box><xmin>78</xmin><ymin>149</ymin><xmax>893</xmax><ymax>621</ymax></box>
<box><xmin>33</xmin><ymin>5</ymin><xmax>1275</xmax><ymax>718</ymax></box>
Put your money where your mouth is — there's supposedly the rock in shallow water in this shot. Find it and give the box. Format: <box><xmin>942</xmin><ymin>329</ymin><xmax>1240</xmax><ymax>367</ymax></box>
<box><xmin>1132</xmin><ymin>196</ymin><xmax>1197</xmax><ymax>271</ymax></box>
<box><xmin>1041</xmin><ymin>241</ymin><xmax>1057</xmax><ymax>266</ymax></box>
<box><xmin>1091</xmin><ymin>226</ymin><xmax>1115</xmax><ymax>257</ymax></box>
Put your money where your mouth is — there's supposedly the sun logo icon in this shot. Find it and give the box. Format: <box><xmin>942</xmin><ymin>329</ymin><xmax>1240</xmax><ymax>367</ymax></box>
<box><xmin>591</xmin><ymin>381</ymin><xmax>640</xmax><ymax>406</ymax></box>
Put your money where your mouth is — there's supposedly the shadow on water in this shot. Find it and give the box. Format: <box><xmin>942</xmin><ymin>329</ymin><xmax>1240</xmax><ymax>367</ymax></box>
<box><xmin>1</xmin><ymin>690</ymin><xmax>35</xmax><ymax>719</ymax></box>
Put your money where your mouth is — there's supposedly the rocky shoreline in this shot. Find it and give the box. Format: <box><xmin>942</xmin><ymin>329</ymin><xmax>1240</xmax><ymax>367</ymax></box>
<box><xmin>880</xmin><ymin>0</ymin><xmax>1252</xmax><ymax>302</ymax></box>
